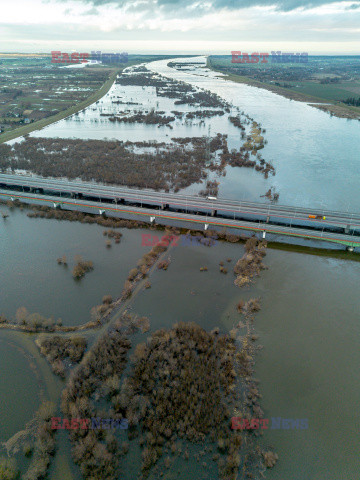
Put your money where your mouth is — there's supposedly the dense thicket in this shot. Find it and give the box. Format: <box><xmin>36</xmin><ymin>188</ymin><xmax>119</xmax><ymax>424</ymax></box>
<box><xmin>117</xmin><ymin>322</ymin><xmax>253</xmax><ymax>479</ymax></box>
<box><xmin>37</xmin><ymin>335</ymin><xmax>87</xmax><ymax>377</ymax></box>
<box><xmin>61</xmin><ymin>315</ymin><xmax>141</xmax><ymax>480</ymax></box>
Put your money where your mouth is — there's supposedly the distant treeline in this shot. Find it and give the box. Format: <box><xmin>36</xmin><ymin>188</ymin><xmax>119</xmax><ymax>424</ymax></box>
<box><xmin>344</xmin><ymin>97</ymin><xmax>360</xmax><ymax>106</ymax></box>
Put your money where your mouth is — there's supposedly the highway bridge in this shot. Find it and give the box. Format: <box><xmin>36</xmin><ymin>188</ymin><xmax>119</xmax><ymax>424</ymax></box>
<box><xmin>0</xmin><ymin>173</ymin><xmax>359</xmax><ymax>250</ymax></box>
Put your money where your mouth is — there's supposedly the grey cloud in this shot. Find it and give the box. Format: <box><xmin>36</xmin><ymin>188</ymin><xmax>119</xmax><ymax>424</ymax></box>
<box><xmin>55</xmin><ymin>0</ymin><xmax>357</xmax><ymax>12</ymax></box>
<box><xmin>345</xmin><ymin>2</ymin><xmax>360</xmax><ymax>8</ymax></box>
<box><xmin>212</xmin><ymin>0</ymin><xmax>353</xmax><ymax>12</ymax></box>
<box><xmin>81</xmin><ymin>7</ymin><xmax>100</xmax><ymax>14</ymax></box>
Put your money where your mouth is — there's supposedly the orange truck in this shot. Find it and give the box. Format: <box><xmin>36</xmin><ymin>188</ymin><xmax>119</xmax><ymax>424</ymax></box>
<box><xmin>308</xmin><ymin>214</ymin><xmax>326</xmax><ymax>220</ymax></box>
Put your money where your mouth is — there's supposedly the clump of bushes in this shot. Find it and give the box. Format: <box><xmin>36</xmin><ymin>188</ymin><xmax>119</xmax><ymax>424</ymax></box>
<box><xmin>36</xmin><ymin>335</ymin><xmax>87</xmax><ymax>377</ymax></box>
<box><xmin>117</xmin><ymin>322</ymin><xmax>253</xmax><ymax>478</ymax></box>
<box><xmin>103</xmin><ymin>229</ymin><xmax>122</xmax><ymax>243</ymax></box>
<box><xmin>157</xmin><ymin>258</ymin><xmax>170</xmax><ymax>270</ymax></box>
<box><xmin>0</xmin><ymin>457</ymin><xmax>19</xmax><ymax>480</ymax></box>
<box><xmin>233</xmin><ymin>237</ymin><xmax>267</xmax><ymax>288</ymax></box>
<box><xmin>23</xmin><ymin>402</ymin><xmax>56</xmax><ymax>480</ymax></box>
<box><xmin>60</xmin><ymin>315</ymin><xmax>139</xmax><ymax>479</ymax></box>
<box><xmin>56</xmin><ymin>254</ymin><xmax>67</xmax><ymax>266</ymax></box>
<box><xmin>72</xmin><ymin>257</ymin><xmax>94</xmax><ymax>279</ymax></box>
<box><xmin>13</xmin><ymin>307</ymin><xmax>59</xmax><ymax>332</ymax></box>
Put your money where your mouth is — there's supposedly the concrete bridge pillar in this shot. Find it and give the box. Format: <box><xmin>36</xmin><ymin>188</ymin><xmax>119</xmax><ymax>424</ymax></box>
<box><xmin>150</xmin><ymin>216</ymin><xmax>155</xmax><ymax>224</ymax></box>
<box><xmin>53</xmin><ymin>202</ymin><xmax>61</xmax><ymax>209</ymax></box>
<box><xmin>204</xmin><ymin>223</ymin><xmax>209</xmax><ymax>231</ymax></box>
<box><xmin>266</xmin><ymin>216</ymin><xmax>270</xmax><ymax>223</ymax></box>
<box><xmin>262</xmin><ymin>231</ymin><xmax>266</xmax><ymax>239</ymax></box>
<box><xmin>99</xmin><ymin>209</ymin><xmax>105</xmax><ymax>216</ymax></box>
<box><xmin>211</xmin><ymin>209</ymin><xmax>217</xmax><ymax>217</ymax></box>
<box><xmin>345</xmin><ymin>225</ymin><xmax>350</xmax><ymax>234</ymax></box>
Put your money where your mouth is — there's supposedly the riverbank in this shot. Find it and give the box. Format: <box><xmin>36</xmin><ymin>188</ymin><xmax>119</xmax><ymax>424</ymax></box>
<box><xmin>207</xmin><ymin>61</ymin><xmax>360</xmax><ymax>120</ymax></box>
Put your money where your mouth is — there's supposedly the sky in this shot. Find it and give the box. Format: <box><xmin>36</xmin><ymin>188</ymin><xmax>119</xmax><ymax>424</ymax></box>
<box><xmin>0</xmin><ymin>0</ymin><xmax>359</xmax><ymax>54</ymax></box>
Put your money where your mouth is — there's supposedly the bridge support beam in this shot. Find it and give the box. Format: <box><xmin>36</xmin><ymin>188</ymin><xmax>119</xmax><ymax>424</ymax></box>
<box><xmin>204</xmin><ymin>224</ymin><xmax>209</xmax><ymax>231</ymax></box>
<box><xmin>266</xmin><ymin>216</ymin><xmax>270</xmax><ymax>223</ymax></box>
<box><xmin>345</xmin><ymin>225</ymin><xmax>350</xmax><ymax>234</ymax></box>
<box><xmin>161</xmin><ymin>203</ymin><xmax>169</xmax><ymax>210</ymax></box>
<box><xmin>211</xmin><ymin>209</ymin><xmax>217</xmax><ymax>217</ymax></box>
<box><xmin>99</xmin><ymin>209</ymin><xmax>105</xmax><ymax>216</ymax></box>
<box><xmin>53</xmin><ymin>202</ymin><xmax>61</xmax><ymax>209</ymax></box>
<box><xmin>150</xmin><ymin>216</ymin><xmax>155</xmax><ymax>224</ymax></box>
<box><xmin>262</xmin><ymin>231</ymin><xmax>266</xmax><ymax>239</ymax></box>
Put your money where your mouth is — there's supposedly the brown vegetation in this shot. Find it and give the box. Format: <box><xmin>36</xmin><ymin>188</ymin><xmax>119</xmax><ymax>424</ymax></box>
<box><xmin>56</xmin><ymin>254</ymin><xmax>67</xmax><ymax>266</ymax></box>
<box><xmin>72</xmin><ymin>257</ymin><xmax>94</xmax><ymax>279</ymax></box>
<box><xmin>36</xmin><ymin>335</ymin><xmax>87</xmax><ymax>377</ymax></box>
<box><xmin>103</xmin><ymin>229</ymin><xmax>122</xmax><ymax>243</ymax></box>
<box><xmin>60</xmin><ymin>314</ymin><xmax>148</xmax><ymax>479</ymax></box>
<box><xmin>233</xmin><ymin>237</ymin><xmax>267</xmax><ymax>287</ymax></box>
<box><xmin>0</xmin><ymin>457</ymin><xmax>18</xmax><ymax>480</ymax></box>
<box><xmin>116</xmin><ymin>322</ymin><xmax>248</xmax><ymax>478</ymax></box>
<box><xmin>0</xmin><ymin>136</ymin><xmax>215</xmax><ymax>192</ymax></box>
<box><xmin>23</xmin><ymin>402</ymin><xmax>56</xmax><ymax>480</ymax></box>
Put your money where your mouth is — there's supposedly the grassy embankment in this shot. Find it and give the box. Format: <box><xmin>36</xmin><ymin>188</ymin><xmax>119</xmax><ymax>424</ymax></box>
<box><xmin>207</xmin><ymin>58</ymin><xmax>360</xmax><ymax>120</ymax></box>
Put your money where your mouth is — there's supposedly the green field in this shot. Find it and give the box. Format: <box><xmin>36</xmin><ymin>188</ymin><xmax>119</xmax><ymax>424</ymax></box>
<box><xmin>281</xmin><ymin>80</ymin><xmax>360</xmax><ymax>101</ymax></box>
<box><xmin>208</xmin><ymin>55</ymin><xmax>360</xmax><ymax>118</ymax></box>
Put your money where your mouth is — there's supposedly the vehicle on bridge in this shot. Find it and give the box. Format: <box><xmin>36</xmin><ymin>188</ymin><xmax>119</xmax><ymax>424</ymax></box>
<box><xmin>308</xmin><ymin>214</ymin><xmax>326</xmax><ymax>220</ymax></box>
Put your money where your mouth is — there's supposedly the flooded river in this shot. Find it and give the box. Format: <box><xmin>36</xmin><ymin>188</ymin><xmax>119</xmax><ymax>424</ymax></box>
<box><xmin>25</xmin><ymin>56</ymin><xmax>360</xmax><ymax>212</ymax></box>
<box><xmin>1</xmin><ymin>55</ymin><xmax>359</xmax><ymax>479</ymax></box>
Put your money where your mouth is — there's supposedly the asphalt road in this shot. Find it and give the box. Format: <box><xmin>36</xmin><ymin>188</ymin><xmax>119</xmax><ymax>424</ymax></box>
<box><xmin>1</xmin><ymin>173</ymin><xmax>359</xmax><ymax>231</ymax></box>
<box><xmin>1</xmin><ymin>186</ymin><xmax>359</xmax><ymax>248</ymax></box>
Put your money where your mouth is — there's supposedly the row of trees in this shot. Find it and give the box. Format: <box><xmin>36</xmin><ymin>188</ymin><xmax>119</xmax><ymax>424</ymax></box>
<box><xmin>344</xmin><ymin>96</ymin><xmax>360</xmax><ymax>106</ymax></box>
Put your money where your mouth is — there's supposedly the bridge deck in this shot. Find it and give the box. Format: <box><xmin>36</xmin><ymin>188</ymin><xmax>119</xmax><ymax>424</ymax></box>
<box><xmin>1</xmin><ymin>185</ymin><xmax>359</xmax><ymax>248</ymax></box>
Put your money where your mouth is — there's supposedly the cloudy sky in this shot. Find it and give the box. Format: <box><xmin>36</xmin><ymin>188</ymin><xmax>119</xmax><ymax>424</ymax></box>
<box><xmin>0</xmin><ymin>0</ymin><xmax>359</xmax><ymax>53</ymax></box>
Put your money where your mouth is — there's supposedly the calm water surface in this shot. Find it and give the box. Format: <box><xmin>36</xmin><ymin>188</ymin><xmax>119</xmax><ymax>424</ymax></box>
<box><xmin>1</xmin><ymin>56</ymin><xmax>360</xmax><ymax>479</ymax></box>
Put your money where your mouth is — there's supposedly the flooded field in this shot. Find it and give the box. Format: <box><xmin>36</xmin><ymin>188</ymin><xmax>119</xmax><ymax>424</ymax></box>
<box><xmin>16</xmin><ymin>56</ymin><xmax>360</xmax><ymax>212</ymax></box>
<box><xmin>1</xmin><ymin>208</ymin><xmax>359</xmax><ymax>479</ymax></box>
<box><xmin>1</xmin><ymin>55</ymin><xmax>359</xmax><ymax>479</ymax></box>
